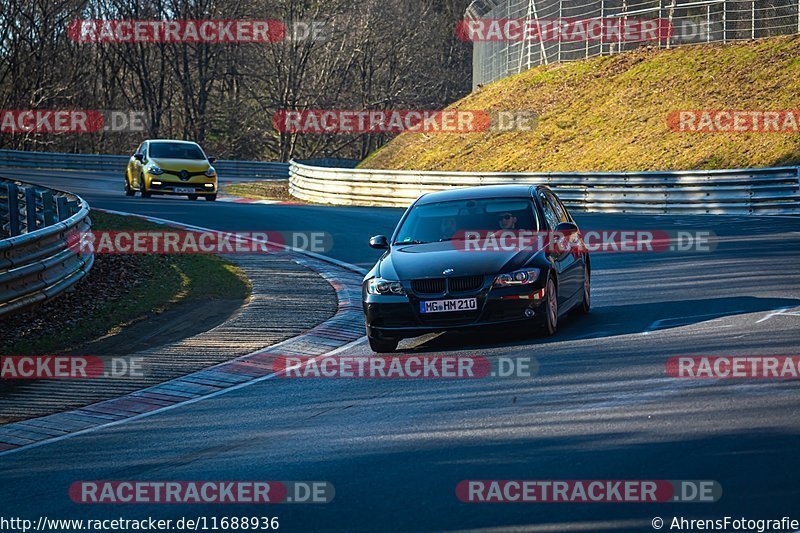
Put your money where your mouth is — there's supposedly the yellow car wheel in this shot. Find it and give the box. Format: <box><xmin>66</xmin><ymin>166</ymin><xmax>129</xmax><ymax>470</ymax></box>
<box><xmin>124</xmin><ymin>175</ymin><xmax>135</xmax><ymax>196</ymax></box>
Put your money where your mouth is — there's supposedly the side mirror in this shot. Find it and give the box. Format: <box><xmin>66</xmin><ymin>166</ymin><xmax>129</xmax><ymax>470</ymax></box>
<box><xmin>133</xmin><ymin>153</ymin><xmax>144</xmax><ymax>162</ymax></box>
<box><xmin>208</xmin><ymin>157</ymin><xmax>217</xmax><ymax>164</ymax></box>
<box><xmin>554</xmin><ymin>221</ymin><xmax>579</xmax><ymax>236</ymax></box>
<box><xmin>369</xmin><ymin>235</ymin><xmax>389</xmax><ymax>250</ymax></box>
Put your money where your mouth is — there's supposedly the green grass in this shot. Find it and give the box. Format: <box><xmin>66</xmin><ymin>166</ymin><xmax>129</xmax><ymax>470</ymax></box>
<box><xmin>2</xmin><ymin>211</ymin><xmax>251</xmax><ymax>355</ymax></box>
<box><xmin>224</xmin><ymin>180</ymin><xmax>301</xmax><ymax>202</ymax></box>
<box><xmin>94</xmin><ymin>212</ymin><xmax>250</xmax><ymax>301</ymax></box>
<box><xmin>361</xmin><ymin>36</ymin><xmax>800</xmax><ymax>172</ymax></box>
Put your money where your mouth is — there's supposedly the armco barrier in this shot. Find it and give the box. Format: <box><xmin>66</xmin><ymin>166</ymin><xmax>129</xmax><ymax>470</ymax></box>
<box><xmin>0</xmin><ymin>149</ymin><xmax>289</xmax><ymax>180</ymax></box>
<box><xmin>288</xmin><ymin>161</ymin><xmax>800</xmax><ymax>215</ymax></box>
<box><xmin>0</xmin><ymin>177</ymin><xmax>93</xmax><ymax>317</ymax></box>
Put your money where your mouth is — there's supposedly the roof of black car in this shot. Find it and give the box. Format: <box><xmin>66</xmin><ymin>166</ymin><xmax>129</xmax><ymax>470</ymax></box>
<box><xmin>414</xmin><ymin>184</ymin><xmax>545</xmax><ymax>205</ymax></box>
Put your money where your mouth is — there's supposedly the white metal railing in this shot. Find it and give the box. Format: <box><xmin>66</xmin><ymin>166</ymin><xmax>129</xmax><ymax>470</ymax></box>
<box><xmin>289</xmin><ymin>161</ymin><xmax>800</xmax><ymax>215</ymax></box>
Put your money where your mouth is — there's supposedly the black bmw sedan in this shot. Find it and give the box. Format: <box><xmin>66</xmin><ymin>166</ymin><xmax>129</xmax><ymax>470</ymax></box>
<box><xmin>363</xmin><ymin>185</ymin><xmax>590</xmax><ymax>352</ymax></box>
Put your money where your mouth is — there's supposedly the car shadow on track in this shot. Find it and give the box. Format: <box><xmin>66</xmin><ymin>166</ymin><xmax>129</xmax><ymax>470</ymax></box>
<box><xmin>397</xmin><ymin>296</ymin><xmax>800</xmax><ymax>353</ymax></box>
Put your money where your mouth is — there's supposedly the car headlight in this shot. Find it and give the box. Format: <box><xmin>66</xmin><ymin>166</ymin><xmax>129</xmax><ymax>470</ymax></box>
<box><xmin>493</xmin><ymin>268</ymin><xmax>540</xmax><ymax>287</ymax></box>
<box><xmin>366</xmin><ymin>277</ymin><xmax>405</xmax><ymax>295</ymax></box>
<box><xmin>147</xmin><ymin>165</ymin><xmax>164</xmax><ymax>175</ymax></box>
<box><xmin>204</xmin><ymin>167</ymin><xmax>217</xmax><ymax>177</ymax></box>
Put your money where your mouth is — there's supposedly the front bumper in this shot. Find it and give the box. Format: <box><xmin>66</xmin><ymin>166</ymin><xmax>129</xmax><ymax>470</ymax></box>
<box><xmin>147</xmin><ymin>178</ymin><xmax>217</xmax><ymax>195</ymax></box>
<box><xmin>363</xmin><ymin>281</ymin><xmax>547</xmax><ymax>339</ymax></box>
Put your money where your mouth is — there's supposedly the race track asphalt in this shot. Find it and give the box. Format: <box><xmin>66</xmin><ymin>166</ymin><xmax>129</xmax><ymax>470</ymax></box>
<box><xmin>1</xmin><ymin>168</ymin><xmax>799</xmax><ymax>532</ymax></box>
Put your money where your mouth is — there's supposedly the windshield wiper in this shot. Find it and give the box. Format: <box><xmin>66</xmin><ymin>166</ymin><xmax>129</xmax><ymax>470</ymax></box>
<box><xmin>397</xmin><ymin>240</ymin><xmax>428</xmax><ymax>245</ymax></box>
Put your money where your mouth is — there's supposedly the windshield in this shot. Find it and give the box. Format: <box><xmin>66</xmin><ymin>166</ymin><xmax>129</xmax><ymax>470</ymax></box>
<box><xmin>394</xmin><ymin>198</ymin><xmax>539</xmax><ymax>244</ymax></box>
<box><xmin>148</xmin><ymin>142</ymin><xmax>206</xmax><ymax>160</ymax></box>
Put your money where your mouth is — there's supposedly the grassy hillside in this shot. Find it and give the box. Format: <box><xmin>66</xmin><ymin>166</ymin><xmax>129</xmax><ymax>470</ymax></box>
<box><xmin>361</xmin><ymin>36</ymin><xmax>800</xmax><ymax>172</ymax></box>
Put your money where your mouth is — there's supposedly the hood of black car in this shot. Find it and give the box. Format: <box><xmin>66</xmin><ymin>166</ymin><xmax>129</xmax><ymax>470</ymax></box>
<box><xmin>379</xmin><ymin>241</ymin><xmax>533</xmax><ymax>280</ymax></box>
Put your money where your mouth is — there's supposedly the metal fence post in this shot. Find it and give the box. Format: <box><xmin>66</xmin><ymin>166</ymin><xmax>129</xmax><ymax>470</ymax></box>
<box><xmin>67</xmin><ymin>199</ymin><xmax>79</xmax><ymax>217</ymax></box>
<box><xmin>40</xmin><ymin>190</ymin><xmax>55</xmax><ymax>227</ymax></box>
<box><xmin>751</xmin><ymin>0</ymin><xmax>756</xmax><ymax>39</ymax></box>
<box><xmin>24</xmin><ymin>186</ymin><xmax>36</xmax><ymax>232</ymax></box>
<box><xmin>558</xmin><ymin>0</ymin><xmax>563</xmax><ymax>62</ymax></box>
<box><xmin>600</xmin><ymin>0</ymin><xmax>605</xmax><ymax>56</ymax></box>
<box><xmin>56</xmin><ymin>196</ymin><xmax>69</xmax><ymax>222</ymax></box>
<box><xmin>7</xmin><ymin>182</ymin><xmax>19</xmax><ymax>236</ymax></box>
<box><xmin>667</xmin><ymin>0</ymin><xmax>677</xmax><ymax>48</ymax></box>
<box><xmin>723</xmin><ymin>0</ymin><xmax>727</xmax><ymax>42</ymax></box>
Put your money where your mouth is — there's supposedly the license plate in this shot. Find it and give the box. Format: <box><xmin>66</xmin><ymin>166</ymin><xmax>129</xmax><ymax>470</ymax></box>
<box><xmin>420</xmin><ymin>298</ymin><xmax>477</xmax><ymax>314</ymax></box>
<box><xmin>175</xmin><ymin>187</ymin><xmax>195</xmax><ymax>194</ymax></box>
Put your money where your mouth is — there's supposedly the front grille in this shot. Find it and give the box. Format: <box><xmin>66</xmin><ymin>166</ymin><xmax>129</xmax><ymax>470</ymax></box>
<box><xmin>411</xmin><ymin>278</ymin><xmax>445</xmax><ymax>294</ymax></box>
<box><xmin>411</xmin><ymin>275</ymin><xmax>485</xmax><ymax>295</ymax></box>
<box><xmin>448</xmin><ymin>275</ymin><xmax>485</xmax><ymax>293</ymax></box>
<box><xmin>162</xmin><ymin>169</ymin><xmax>207</xmax><ymax>180</ymax></box>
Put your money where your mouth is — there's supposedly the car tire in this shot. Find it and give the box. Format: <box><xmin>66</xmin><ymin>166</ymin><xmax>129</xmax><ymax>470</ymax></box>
<box><xmin>575</xmin><ymin>266</ymin><xmax>590</xmax><ymax>315</ymax></box>
<box><xmin>188</xmin><ymin>194</ymin><xmax>199</xmax><ymax>201</ymax></box>
<box><xmin>205</xmin><ymin>194</ymin><xmax>217</xmax><ymax>202</ymax></box>
<box><xmin>543</xmin><ymin>276</ymin><xmax>558</xmax><ymax>336</ymax></box>
<box><xmin>140</xmin><ymin>176</ymin><xmax>152</xmax><ymax>198</ymax></box>
<box><xmin>124</xmin><ymin>176</ymin><xmax>135</xmax><ymax>196</ymax></box>
<box><xmin>368</xmin><ymin>335</ymin><xmax>399</xmax><ymax>353</ymax></box>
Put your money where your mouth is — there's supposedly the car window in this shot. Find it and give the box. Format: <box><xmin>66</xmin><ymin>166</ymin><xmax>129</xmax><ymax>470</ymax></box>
<box><xmin>135</xmin><ymin>142</ymin><xmax>144</xmax><ymax>155</ymax></box>
<box><xmin>148</xmin><ymin>142</ymin><xmax>206</xmax><ymax>160</ymax></box>
<box><xmin>539</xmin><ymin>192</ymin><xmax>560</xmax><ymax>230</ymax></box>
<box><xmin>544</xmin><ymin>190</ymin><xmax>570</xmax><ymax>223</ymax></box>
<box><xmin>554</xmin><ymin>193</ymin><xmax>573</xmax><ymax>223</ymax></box>
<box><xmin>395</xmin><ymin>198</ymin><xmax>539</xmax><ymax>244</ymax></box>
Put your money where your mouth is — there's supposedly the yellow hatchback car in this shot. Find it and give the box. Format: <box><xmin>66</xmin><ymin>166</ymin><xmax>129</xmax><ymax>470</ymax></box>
<box><xmin>125</xmin><ymin>139</ymin><xmax>218</xmax><ymax>201</ymax></box>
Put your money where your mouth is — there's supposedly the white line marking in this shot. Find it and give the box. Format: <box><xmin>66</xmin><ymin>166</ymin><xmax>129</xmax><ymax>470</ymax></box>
<box><xmin>641</xmin><ymin>311</ymin><xmax>744</xmax><ymax>335</ymax></box>
<box><xmin>756</xmin><ymin>307</ymin><xmax>800</xmax><ymax>323</ymax></box>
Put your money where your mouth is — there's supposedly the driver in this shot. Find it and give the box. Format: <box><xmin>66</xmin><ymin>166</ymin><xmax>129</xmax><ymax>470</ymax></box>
<box><xmin>498</xmin><ymin>212</ymin><xmax>517</xmax><ymax>230</ymax></box>
<box><xmin>440</xmin><ymin>217</ymin><xmax>458</xmax><ymax>239</ymax></box>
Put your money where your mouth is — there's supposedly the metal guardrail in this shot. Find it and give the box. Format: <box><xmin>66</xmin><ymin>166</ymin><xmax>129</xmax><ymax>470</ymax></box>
<box><xmin>0</xmin><ymin>149</ymin><xmax>290</xmax><ymax>180</ymax></box>
<box><xmin>289</xmin><ymin>161</ymin><xmax>800</xmax><ymax>215</ymax></box>
<box><xmin>0</xmin><ymin>177</ymin><xmax>93</xmax><ymax>317</ymax></box>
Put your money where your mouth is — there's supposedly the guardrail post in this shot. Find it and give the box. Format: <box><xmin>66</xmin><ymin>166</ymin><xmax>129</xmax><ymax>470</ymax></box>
<box><xmin>39</xmin><ymin>190</ymin><xmax>55</xmax><ymax>227</ymax></box>
<box><xmin>56</xmin><ymin>196</ymin><xmax>69</xmax><ymax>222</ymax></box>
<box><xmin>24</xmin><ymin>186</ymin><xmax>36</xmax><ymax>232</ymax></box>
<box><xmin>7</xmin><ymin>182</ymin><xmax>20</xmax><ymax>236</ymax></box>
<box><xmin>66</xmin><ymin>199</ymin><xmax>79</xmax><ymax>217</ymax></box>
